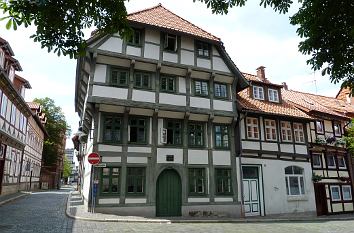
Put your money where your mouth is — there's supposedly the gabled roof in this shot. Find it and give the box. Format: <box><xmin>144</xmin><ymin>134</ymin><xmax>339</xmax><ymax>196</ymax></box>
<box><xmin>237</xmin><ymin>73</ymin><xmax>312</xmax><ymax>119</ymax></box>
<box><xmin>127</xmin><ymin>4</ymin><xmax>220</xmax><ymax>42</ymax></box>
<box><xmin>15</xmin><ymin>74</ymin><xmax>31</xmax><ymax>89</ymax></box>
<box><xmin>0</xmin><ymin>37</ymin><xmax>14</xmax><ymax>56</ymax></box>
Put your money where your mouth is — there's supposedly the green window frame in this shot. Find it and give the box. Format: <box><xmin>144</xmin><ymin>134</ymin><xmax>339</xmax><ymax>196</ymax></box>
<box><xmin>129</xmin><ymin>117</ymin><xmax>147</xmax><ymax>144</ymax></box>
<box><xmin>215</xmin><ymin>168</ymin><xmax>232</xmax><ymax>195</ymax></box>
<box><xmin>160</xmin><ymin>76</ymin><xmax>176</xmax><ymax>93</ymax></box>
<box><xmin>214</xmin><ymin>82</ymin><xmax>228</xmax><ymax>99</ymax></box>
<box><xmin>166</xmin><ymin>120</ymin><xmax>182</xmax><ymax>145</ymax></box>
<box><xmin>110</xmin><ymin>68</ymin><xmax>128</xmax><ymax>86</ymax></box>
<box><xmin>193</xmin><ymin>80</ymin><xmax>209</xmax><ymax>97</ymax></box>
<box><xmin>126</xmin><ymin>167</ymin><xmax>145</xmax><ymax>195</ymax></box>
<box><xmin>101</xmin><ymin>167</ymin><xmax>120</xmax><ymax>195</ymax></box>
<box><xmin>127</xmin><ymin>29</ymin><xmax>141</xmax><ymax>46</ymax></box>
<box><xmin>188</xmin><ymin>123</ymin><xmax>204</xmax><ymax>147</ymax></box>
<box><xmin>102</xmin><ymin>115</ymin><xmax>122</xmax><ymax>143</ymax></box>
<box><xmin>196</xmin><ymin>40</ymin><xmax>210</xmax><ymax>58</ymax></box>
<box><xmin>188</xmin><ymin>168</ymin><xmax>206</xmax><ymax>196</ymax></box>
<box><xmin>214</xmin><ymin>125</ymin><xmax>229</xmax><ymax>149</ymax></box>
<box><xmin>134</xmin><ymin>72</ymin><xmax>151</xmax><ymax>89</ymax></box>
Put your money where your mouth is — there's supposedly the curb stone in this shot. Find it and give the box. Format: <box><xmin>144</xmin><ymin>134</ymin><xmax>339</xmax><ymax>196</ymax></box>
<box><xmin>0</xmin><ymin>192</ymin><xmax>30</xmax><ymax>206</ymax></box>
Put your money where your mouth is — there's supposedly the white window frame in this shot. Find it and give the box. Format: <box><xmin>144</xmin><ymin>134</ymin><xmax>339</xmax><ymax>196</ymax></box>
<box><xmin>0</xmin><ymin>49</ymin><xmax>4</xmax><ymax>69</ymax></box>
<box><xmin>246</xmin><ymin>117</ymin><xmax>259</xmax><ymax>139</ymax></box>
<box><xmin>337</xmin><ymin>155</ymin><xmax>346</xmax><ymax>169</ymax></box>
<box><xmin>330</xmin><ymin>185</ymin><xmax>341</xmax><ymax>201</ymax></box>
<box><xmin>264</xmin><ymin>119</ymin><xmax>277</xmax><ymax>141</ymax></box>
<box><xmin>316</xmin><ymin>121</ymin><xmax>324</xmax><ymax>134</ymax></box>
<box><xmin>327</xmin><ymin>154</ymin><xmax>336</xmax><ymax>169</ymax></box>
<box><xmin>253</xmin><ymin>86</ymin><xmax>264</xmax><ymax>100</ymax></box>
<box><xmin>268</xmin><ymin>88</ymin><xmax>279</xmax><ymax>103</ymax></box>
<box><xmin>285</xmin><ymin>166</ymin><xmax>305</xmax><ymax>196</ymax></box>
<box><xmin>342</xmin><ymin>185</ymin><xmax>352</xmax><ymax>201</ymax></box>
<box><xmin>333</xmin><ymin>122</ymin><xmax>341</xmax><ymax>136</ymax></box>
<box><xmin>281</xmin><ymin>121</ymin><xmax>292</xmax><ymax>142</ymax></box>
<box><xmin>312</xmin><ymin>153</ymin><xmax>322</xmax><ymax>168</ymax></box>
<box><xmin>293</xmin><ymin>123</ymin><xmax>305</xmax><ymax>143</ymax></box>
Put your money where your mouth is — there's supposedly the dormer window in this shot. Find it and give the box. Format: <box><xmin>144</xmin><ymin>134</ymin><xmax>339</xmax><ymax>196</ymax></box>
<box><xmin>253</xmin><ymin>86</ymin><xmax>264</xmax><ymax>100</ymax></box>
<box><xmin>196</xmin><ymin>41</ymin><xmax>210</xmax><ymax>58</ymax></box>
<box><xmin>127</xmin><ymin>29</ymin><xmax>141</xmax><ymax>46</ymax></box>
<box><xmin>268</xmin><ymin>88</ymin><xmax>279</xmax><ymax>102</ymax></box>
<box><xmin>164</xmin><ymin>33</ymin><xmax>177</xmax><ymax>52</ymax></box>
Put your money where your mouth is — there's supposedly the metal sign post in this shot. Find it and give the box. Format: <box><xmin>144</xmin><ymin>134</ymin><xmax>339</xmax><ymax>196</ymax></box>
<box><xmin>88</xmin><ymin>152</ymin><xmax>101</xmax><ymax>214</ymax></box>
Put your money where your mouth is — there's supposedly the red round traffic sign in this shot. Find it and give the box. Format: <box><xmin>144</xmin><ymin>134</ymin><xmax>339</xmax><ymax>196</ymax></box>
<box><xmin>88</xmin><ymin>152</ymin><xmax>101</xmax><ymax>165</ymax></box>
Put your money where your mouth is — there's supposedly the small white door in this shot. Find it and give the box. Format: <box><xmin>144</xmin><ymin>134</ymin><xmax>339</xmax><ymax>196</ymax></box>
<box><xmin>242</xmin><ymin>166</ymin><xmax>260</xmax><ymax>217</ymax></box>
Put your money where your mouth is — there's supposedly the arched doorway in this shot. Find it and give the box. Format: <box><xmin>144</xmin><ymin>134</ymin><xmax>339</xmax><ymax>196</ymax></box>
<box><xmin>156</xmin><ymin>169</ymin><xmax>182</xmax><ymax>217</ymax></box>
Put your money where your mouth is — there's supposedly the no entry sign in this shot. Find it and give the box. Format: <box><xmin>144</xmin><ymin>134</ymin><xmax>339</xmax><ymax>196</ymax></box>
<box><xmin>88</xmin><ymin>153</ymin><xmax>101</xmax><ymax>165</ymax></box>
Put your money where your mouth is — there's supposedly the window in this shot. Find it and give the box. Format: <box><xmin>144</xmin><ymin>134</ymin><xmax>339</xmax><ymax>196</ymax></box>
<box><xmin>160</xmin><ymin>76</ymin><xmax>175</xmax><ymax>93</ymax></box>
<box><xmin>285</xmin><ymin>166</ymin><xmax>305</xmax><ymax>196</ymax></box>
<box><xmin>293</xmin><ymin>123</ymin><xmax>305</xmax><ymax>143</ymax></box>
<box><xmin>214</xmin><ymin>125</ymin><xmax>229</xmax><ymax>148</ymax></box>
<box><xmin>0</xmin><ymin>93</ymin><xmax>7</xmax><ymax>117</ymax></box>
<box><xmin>327</xmin><ymin>154</ymin><xmax>336</xmax><ymax>168</ymax></box>
<box><xmin>281</xmin><ymin>121</ymin><xmax>292</xmax><ymax>142</ymax></box>
<box><xmin>194</xmin><ymin>80</ymin><xmax>209</xmax><ymax>96</ymax></box>
<box><xmin>110</xmin><ymin>69</ymin><xmax>128</xmax><ymax>86</ymax></box>
<box><xmin>268</xmin><ymin>89</ymin><xmax>279</xmax><ymax>102</ymax></box>
<box><xmin>338</xmin><ymin>155</ymin><xmax>346</xmax><ymax>169</ymax></box>
<box><xmin>134</xmin><ymin>72</ymin><xmax>151</xmax><ymax>89</ymax></box>
<box><xmin>253</xmin><ymin>86</ymin><xmax>264</xmax><ymax>100</ymax></box>
<box><xmin>264</xmin><ymin>119</ymin><xmax>277</xmax><ymax>141</ymax></box>
<box><xmin>316</xmin><ymin>121</ymin><xmax>324</xmax><ymax>134</ymax></box>
<box><xmin>189</xmin><ymin>168</ymin><xmax>206</xmax><ymax>195</ymax></box>
<box><xmin>10</xmin><ymin>104</ymin><xmax>16</xmax><ymax>125</ymax></box>
<box><xmin>214</xmin><ymin>83</ymin><xmax>228</xmax><ymax>98</ymax></box>
<box><xmin>246</xmin><ymin>117</ymin><xmax>259</xmax><ymax>139</ymax></box>
<box><xmin>126</xmin><ymin>167</ymin><xmax>145</xmax><ymax>195</ymax></box>
<box><xmin>127</xmin><ymin>29</ymin><xmax>141</xmax><ymax>46</ymax></box>
<box><xmin>0</xmin><ymin>49</ymin><xmax>4</xmax><ymax>68</ymax></box>
<box><xmin>164</xmin><ymin>33</ymin><xmax>177</xmax><ymax>52</ymax></box>
<box><xmin>166</xmin><ymin>120</ymin><xmax>182</xmax><ymax>145</ymax></box>
<box><xmin>342</xmin><ymin>185</ymin><xmax>352</xmax><ymax>201</ymax></box>
<box><xmin>312</xmin><ymin>153</ymin><xmax>322</xmax><ymax>168</ymax></box>
<box><xmin>215</xmin><ymin>168</ymin><xmax>232</xmax><ymax>195</ymax></box>
<box><xmin>129</xmin><ymin>118</ymin><xmax>147</xmax><ymax>144</ymax></box>
<box><xmin>333</xmin><ymin>122</ymin><xmax>341</xmax><ymax>136</ymax></box>
<box><xmin>330</xmin><ymin>185</ymin><xmax>341</xmax><ymax>201</ymax></box>
<box><xmin>196</xmin><ymin>40</ymin><xmax>210</xmax><ymax>57</ymax></box>
<box><xmin>101</xmin><ymin>167</ymin><xmax>120</xmax><ymax>195</ymax></box>
<box><xmin>188</xmin><ymin>123</ymin><xmax>204</xmax><ymax>147</ymax></box>
<box><xmin>103</xmin><ymin>115</ymin><xmax>122</xmax><ymax>143</ymax></box>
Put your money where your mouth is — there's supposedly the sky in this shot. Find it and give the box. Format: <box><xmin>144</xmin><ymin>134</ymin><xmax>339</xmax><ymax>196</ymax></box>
<box><xmin>0</xmin><ymin>0</ymin><xmax>341</xmax><ymax>149</ymax></box>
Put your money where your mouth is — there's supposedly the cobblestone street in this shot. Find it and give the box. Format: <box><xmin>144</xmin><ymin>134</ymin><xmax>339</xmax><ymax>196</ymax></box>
<box><xmin>2</xmin><ymin>188</ymin><xmax>354</xmax><ymax>233</ymax></box>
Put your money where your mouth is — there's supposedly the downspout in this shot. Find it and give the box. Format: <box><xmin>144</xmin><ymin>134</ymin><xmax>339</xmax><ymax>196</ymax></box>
<box><xmin>237</xmin><ymin>111</ymin><xmax>247</xmax><ymax>218</ymax></box>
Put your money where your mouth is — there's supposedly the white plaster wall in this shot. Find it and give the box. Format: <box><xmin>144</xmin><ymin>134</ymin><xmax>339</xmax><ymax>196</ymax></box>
<box><xmin>262</xmin><ymin>142</ymin><xmax>278</xmax><ymax>152</ymax></box>
<box><xmin>215</xmin><ymin>197</ymin><xmax>233</xmax><ymax>202</ymax></box>
<box><xmin>212</xmin><ymin>56</ymin><xmax>231</xmax><ymax>73</ymax></box>
<box><xmin>259</xmin><ymin>117</ymin><xmax>265</xmax><ymax>141</ymax></box>
<box><xmin>242</xmin><ymin>141</ymin><xmax>260</xmax><ymax>150</ymax></box>
<box><xmin>127</xmin><ymin>157</ymin><xmax>148</xmax><ymax>164</ymax></box>
<box><xmin>213</xmin><ymin>151</ymin><xmax>231</xmax><ymax>165</ymax></box>
<box><xmin>237</xmin><ymin>157</ymin><xmax>316</xmax><ymax>215</ymax></box>
<box><xmin>98</xmin><ymin>37</ymin><xmax>123</xmax><ymax>53</ymax></box>
<box><xmin>212</xmin><ymin>46</ymin><xmax>220</xmax><ymax>56</ymax></box>
<box><xmin>127</xmin><ymin>147</ymin><xmax>151</xmax><ymax>153</ymax></box>
<box><xmin>280</xmin><ymin>144</ymin><xmax>294</xmax><ymax>153</ymax></box>
<box><xmin>163</xmin><ymin>52</ymin><xmax>178</xmax><ymax>63</ymax></box>
<box><xmin>188</xmin><ymin>149</ymin><xmax>208</xmax><ymax>164</ymax></box>
<box><xmin>190</xmin><ymin>97</ymin><xmax>211</xmax><ymax>109</ymax></box>
<box><xmin>157</xmin><ymin>148</ymin><xmax>183</xmax><ymax>164</ymax></box>
<box><xmin>126</xmin><ymin>46</ymin><xmax>141</xmax><ymax>57</ymax></box>
<box><xmin>213</xmin><ymin>100</ymin><xmax>233</xmax><ymax>111</ymax></box>
<box><xmin>159</xmin><ymin>93</ymin><xmax>186</xmax><ymax>106</ymax></box>
<box><xmin>144</xmin><ymin>44</ymin><xmax>160</xmax><ymax>60</ymax></box>
<box><xmin>102</xmin><ymin>157</ymin><xmax>122</xmax><ymax>163</ymax></box>
<box><xmin>94</xmin><ymin>64</ymin><xmax>107</xmax><ymax>83</ymax></box>
<box><xmin>197</xmin><ymin>58</ymin><xmax>211</xmax><ymax>69</ymax></box>
<box><xmin>181</xmin><ymin>37</ymin><xmax>194</xmax><ymax>50</ymax></box>
<box><xmin>324</xmin><ymin>120</ymin><xmax>333</xmax><ymax>133</ymax></box>
<box><xmin>240</xmin><ymin>118</ymin><xmax>246</xmax><ymax>140</ymax></box>
<box><xmin>188</xmin><ymin>198</ymin><xmax>210</xmax><ymax>203</ymax></box>
<box><xmin>145</xmin><ymin>29</ymin><xmax>160</xmax><ymax>44</ymax></box>
<box><xmin>82</xmin><ymin>144</ymin><xmax>93</xmax><ymax>202</ymax></box>
<box><xmin>99</xmin><ymin>198</ymin><xmax>120</xmax><ymax>204</ymax></box>
<box><xmin>92</xmin><ymin>85</ymin><xmax>128</xmax><ymax>99</ymax></box>
<box><xmin>179</xmin><ymin>77</ymin><xmax>186</xmax><ymax>93</ymax></box>
<box><xmin>295</xmin><ymin>145</ymin><xmax>307</xmax><ymax>155</ymax></box>
<box><xmin>98</xmin><ymin>144</ymin><xmax>123</xmax><ymax>152</ymax></box>
<box><xmin>180</xmin><ymin>50</ymin><xmax>194</xmax><ymax>66</ymax></box>
<box><xmin>132</xmin><ymin>90</ymin><xmax>155</xmax><ymax>103</ymax></box>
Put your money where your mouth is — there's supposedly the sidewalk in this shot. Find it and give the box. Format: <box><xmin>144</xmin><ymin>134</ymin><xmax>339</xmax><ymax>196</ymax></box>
<box><xmin>0</xmin><ymin>191</ymin><xmax>30</xmax><ymax>206</ymax></box>
<box><xmin>66</xmin><ymin>191</ymin><xmax>354</xmax><ymax>223</ymax></box>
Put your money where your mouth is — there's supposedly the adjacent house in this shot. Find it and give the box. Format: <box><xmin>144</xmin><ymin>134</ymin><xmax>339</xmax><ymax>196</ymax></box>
<box><xmin>74</xmin><ymin>4</ymin><xmax>248</xmax><ymax>217</ymax></box>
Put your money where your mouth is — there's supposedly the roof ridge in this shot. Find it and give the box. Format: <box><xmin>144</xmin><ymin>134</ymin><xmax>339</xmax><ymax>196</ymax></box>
<box><xmin>128</xmin><ymin>4</ymin><xmax>220</xmax><ymax>41</ymax></box>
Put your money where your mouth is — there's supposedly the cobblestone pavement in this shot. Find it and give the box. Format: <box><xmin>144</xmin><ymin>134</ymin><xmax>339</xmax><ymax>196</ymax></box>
<box><xmin>2</xmin><ymin>188</ymin><xmax>354</xmax><ymax>233</ymax></box>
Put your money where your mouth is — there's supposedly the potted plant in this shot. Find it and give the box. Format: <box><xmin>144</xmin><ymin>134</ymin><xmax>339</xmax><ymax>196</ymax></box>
<box><xmin>312</xmin><ymin>173</ymin><xmax>323</xmax><ymax>182</ymax></box>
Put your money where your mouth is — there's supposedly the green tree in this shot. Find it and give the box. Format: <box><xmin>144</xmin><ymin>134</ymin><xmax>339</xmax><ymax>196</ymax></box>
<box><xmin>346</xmin><ymin>119</ymin><xmax>354</xmax><ymax>154</ymax></box>
<box><xmin>1</xmin><ymin>0</ymin><xmax>353</xmax><ymax>89</ymax></box>
<box><xmin>33</xmin><ymin>97</ymin><xmax>70</xmax><ymax>166</ymax></box>
<box><xmin>62</xmin><ymin>156</ymin><xmax>72</xmax><ymax>179</ymax></box>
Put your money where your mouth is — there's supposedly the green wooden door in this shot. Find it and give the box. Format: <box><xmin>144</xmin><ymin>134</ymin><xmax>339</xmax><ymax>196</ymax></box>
<box><xmin>156</xmin><ymin>169</ymin><xmax>182</xmax><ymax>217</ymax></box>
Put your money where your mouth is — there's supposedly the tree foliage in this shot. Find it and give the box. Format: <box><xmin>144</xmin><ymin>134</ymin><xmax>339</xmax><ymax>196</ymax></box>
<box><xmin>33</xmin><ymin>97</ymin><xmax>70</xmax><ymax>166</ymax></box>
<box><xmin>345</xmin><ymin>120</ymin><xmax>354</xmax><ymax>154</ymax></box>
<box><xmin>62</xmin><ymin>156</ymin><xmax>72</xmax><ymax>179</ymax></box>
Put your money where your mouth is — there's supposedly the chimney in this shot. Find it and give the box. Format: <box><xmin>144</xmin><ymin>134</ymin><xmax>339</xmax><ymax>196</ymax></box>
<box><xmin>256</xmin><ymin>66</ymin><xmax>266</xmax><ymax>82</ymax></box>
<box><xmin>282</xmin><ymin>82</ymin><xmax>288</xmax><ymax>90</ymax></box>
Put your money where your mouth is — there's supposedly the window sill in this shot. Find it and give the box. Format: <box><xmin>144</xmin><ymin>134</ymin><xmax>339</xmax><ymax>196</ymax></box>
<box><xmin>287</xmin><ymin>195</ymin><xmax>308</xmax><ymax>202</ymax></box>
<box><xmin>196</xmin><ymin>55</ymin><xmax>211</xmax><ymax>60</ymax></box>
<box><xmin>163</xmin><ymin>49</ymin><xmax>178</xmax><ymax>54</ymax></box>
<box><xmin>126</xmin><ymin>43</ymin><xmax>142</xmax><ymax>48</ymax></box>
<box><xmin>193</xmin><ymin>94</ymin><xmax>210</xmax><ymax>99</ymax></box>
<box><xmin>214</xmin><ymin>96</ymin><xmax>229</xmax><ymax>101</ymax></box>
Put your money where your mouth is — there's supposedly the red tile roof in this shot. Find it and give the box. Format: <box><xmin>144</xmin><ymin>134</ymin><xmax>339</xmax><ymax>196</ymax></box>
<box><xmin>27</xmin><ymin>102</ymin><xmax>40</xmax><ymax>110</ymax></box>
<box><xmin>127</xmin><ymin>4</ymin><xmax>220</xmax><ymax>42</ymax></box>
